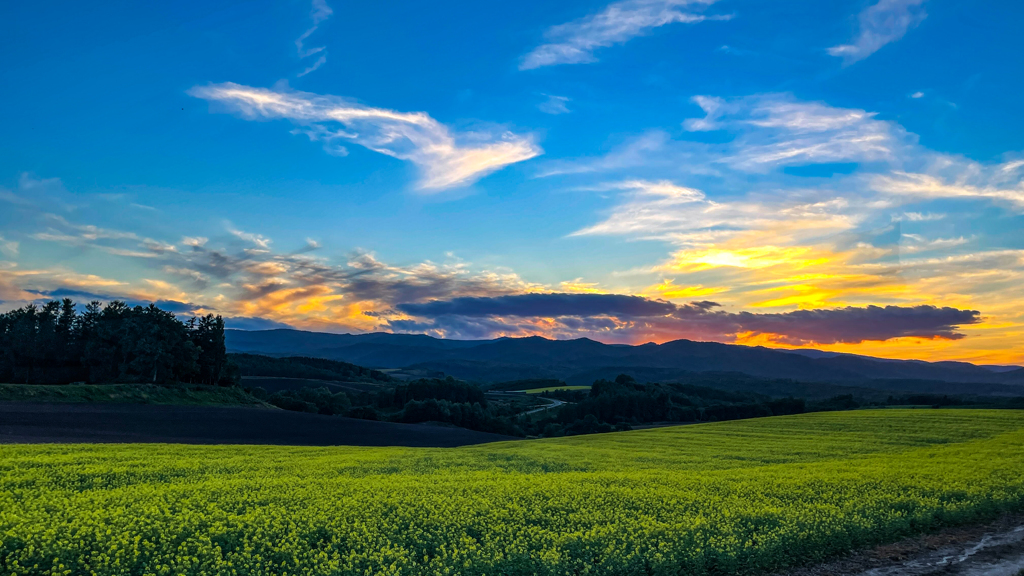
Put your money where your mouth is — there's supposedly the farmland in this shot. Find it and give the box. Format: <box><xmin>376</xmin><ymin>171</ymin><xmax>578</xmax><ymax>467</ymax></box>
<box><xmin>522</xmin><ymin>385</ymin><xmax>591</xmax><ymax>394</ymax></box>
<box><xmin>2</xmin><ymin>410</ymin><xmax>1024</xmax><ymax>576</ymax></box>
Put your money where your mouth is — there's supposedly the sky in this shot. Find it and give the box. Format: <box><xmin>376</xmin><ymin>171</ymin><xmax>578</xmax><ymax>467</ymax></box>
<box><xmin>1</xmin><ymin>0</ymin><xmax>1023</xmax><ymax>364</ymax></box>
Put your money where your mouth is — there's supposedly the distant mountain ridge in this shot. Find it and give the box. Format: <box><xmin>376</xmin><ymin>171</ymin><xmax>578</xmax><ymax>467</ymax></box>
<box><xmin>226</xmin><ymin>329</ymin><xmax>1024</xmax><ymax>392</ymax></box>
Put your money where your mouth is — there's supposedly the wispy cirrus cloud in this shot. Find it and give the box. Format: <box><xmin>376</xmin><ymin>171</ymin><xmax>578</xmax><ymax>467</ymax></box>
<box><xmin>540</xmin><ymin>94</ymin><xmax>909</xmax><ymax>177</ymax></box>
<box><xmin>228</xmin><ymin>225</ymin><xmax>273</xmax><ymax>250</ymax></box>
<box><xmin>683</xmin><ymin>94</ymin><xmax>907</xmax><ymax>170</ymax></box>
<box><xmin>189</xmin><ymin>83</ymin><xmax>542</xmax><ymax>190</ymax></box>
<box><xmin>828</xmin><ymin>0</ymin><xmax>926</xmax><ymax>65</ymax></box>
<box><xmin>545</xmin><ymin>93</ymin><xmax>1024</xmax><ymax>205</ymax></box>
<box><xmin>539</xmin><ymin>130</ymin><xmax>672</xmax><ymax>177</ymax></box>
<box><xmin>0</xmin><ymin>235</ymin><xmax>18</xmax><ymax>257</ymax></box>
<box><xmin>520</xmin><ymin>0</ymin><xmax>725</xmax><ymax>70</ymax></box>
<box><xmin>295</xmin><ymin>0</ymin><xmax>332</xmax><ymax>77</ymax></box>
<box><xmin>538</xmin><ymin>94</ymin><xmax>572</xmax><ymax>115</ymax></box>
<box><xmin>872</xmin><ymin>171</ymin><xmax>1024</xmax><ymax>209</ymax></box>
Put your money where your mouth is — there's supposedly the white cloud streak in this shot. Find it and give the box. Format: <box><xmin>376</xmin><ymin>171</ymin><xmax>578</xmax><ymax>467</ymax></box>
<box><xmin>295</xmin><ymin>0</ymin><xmax>332</xmax><ymax>76</ymax></box>
<box><xmin>228</xmin><ymin>227</ymin><xmax>272</xmax><ymax>249</ymax></box>
<box><xmin>828</xmin><ymin>0</ymin><xmax>926</xmax><ymax>65</ymax></box>
<box><xmin>189</xmin><ymin>83</ymin><xmax>542</xmax><ymax>190</ymax></box>
<box><xmin>297</xmin><ymin>54</ymin><xmax>328</xmax><ymax>78</ymax></box>
<box><xmin>520</xmin><ymin>0</ymin><xmax>722</xmax><ymax>70</ymax></box>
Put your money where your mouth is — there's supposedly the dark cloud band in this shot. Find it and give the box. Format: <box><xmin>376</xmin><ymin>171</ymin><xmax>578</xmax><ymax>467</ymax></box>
<box><xmin>393</xmin><ymin>292</ymin><xmax>981</xmax><ymax>345</ymax></box>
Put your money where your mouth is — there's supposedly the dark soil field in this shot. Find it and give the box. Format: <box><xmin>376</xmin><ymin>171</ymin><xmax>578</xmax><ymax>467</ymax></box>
<box><xmin>0</xmin><ymin>402</ymin><xmax>516</xmax><ymax>447</ymax></box>
<box><xmin>0</xmin><ymin>382</ymin><xmax>270</xmax><ymax>406</ymax></box>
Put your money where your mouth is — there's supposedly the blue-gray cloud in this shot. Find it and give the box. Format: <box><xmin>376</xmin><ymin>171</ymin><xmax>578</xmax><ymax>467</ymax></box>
<box><xmin>223</xmin><ymin>316</ymin><xmax>296</xmax><ymax>331</ymax></box>
<box><xmin>398</xmin><ymin>293</ymin><xmax>678</xmax><ymax>318</ymax></box>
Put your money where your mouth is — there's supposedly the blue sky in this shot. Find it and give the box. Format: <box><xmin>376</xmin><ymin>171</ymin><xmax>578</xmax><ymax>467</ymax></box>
<box><xmin>2</xmin><ymin>0</ymin><xmax>1023</xmax><ymax>363</ymax></box>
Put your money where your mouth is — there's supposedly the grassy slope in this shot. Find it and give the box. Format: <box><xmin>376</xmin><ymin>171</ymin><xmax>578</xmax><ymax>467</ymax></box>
<box><xmin>2</xmin><ymin>410</ymin><xmax>1024</xmax><ymax>575</ymax></box>
<box><xmin>0</xmin><ymin>383</ymin><xmax>269</xmax><ymax>406</ymax></box>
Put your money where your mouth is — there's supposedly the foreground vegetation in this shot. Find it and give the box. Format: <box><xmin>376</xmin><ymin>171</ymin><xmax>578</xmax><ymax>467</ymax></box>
<box><xmin>2</xmin><ymin>410</ymin><xmax>1023</xmax><ymax>576</ymax></box>
<box><xmin>231</xmin><ymin>353</ymin><xmax>393</xmax><ymax>384</ymax></box>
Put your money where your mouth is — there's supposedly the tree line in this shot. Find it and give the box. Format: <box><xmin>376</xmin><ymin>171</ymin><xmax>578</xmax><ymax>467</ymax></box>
<box><xmin>0</xmin><ymin>300</ymin><xmax>235</xmax><ymax>385</ymax></box>
<box><xmin>522</xmin><ymin>374</ymin><xmax>808</xmax><ymax>437</ymax></box>
<box><xmin>249</xmin><ymin>375</ymin><xmax>523</xmax><ymax>436</ymax></box>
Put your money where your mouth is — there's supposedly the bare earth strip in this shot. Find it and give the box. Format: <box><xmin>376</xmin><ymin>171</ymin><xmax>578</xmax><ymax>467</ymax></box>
<box><xmin>0</xmin><ymin>402</ymin><xmax>516</xmax><ymax>447</ymax></box>
<box><xmin>774</xmin><ymin>514</ymin><xmax>1024</xmax><ymax>576</ymax></box>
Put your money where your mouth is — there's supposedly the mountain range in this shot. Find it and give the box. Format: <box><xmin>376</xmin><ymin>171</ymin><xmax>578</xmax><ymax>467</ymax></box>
<box><xmin>226</xmin><ymin>329</ymin><xmax>1024</xmax><ymax>397</ymax></box>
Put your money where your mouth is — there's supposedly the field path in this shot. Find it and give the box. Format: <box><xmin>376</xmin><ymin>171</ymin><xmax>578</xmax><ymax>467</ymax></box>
<box><xmin>523</xmin><ymin>397</ymin><xmax>565</xmax><ymax>415</ymax></box>
<box><xmin>486</xmin><ymin>390</ymin><xmax>567</xmax><ymax>415</ymax></box>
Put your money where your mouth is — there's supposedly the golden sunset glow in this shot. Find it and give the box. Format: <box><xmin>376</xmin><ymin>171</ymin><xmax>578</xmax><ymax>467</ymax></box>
<box><xmin>644</xmin><ymin>279</ymin><xmax>723</xmax><ymax>299</ymax></box>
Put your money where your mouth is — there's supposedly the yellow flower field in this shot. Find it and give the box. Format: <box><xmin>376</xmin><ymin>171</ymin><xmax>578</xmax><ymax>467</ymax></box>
<box><xmin>3</xmin><ymin>409</ymin><xmax>1024</xmax><ymax>576</ymax></box>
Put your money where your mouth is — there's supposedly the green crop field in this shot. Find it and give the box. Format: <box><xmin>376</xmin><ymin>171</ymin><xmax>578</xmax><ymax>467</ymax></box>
<box><xmin>3</xmin><ymin>410</ymin><xmax>1024</xmax><ymax>576</ymax></box>
<box><xmin>522</xmin><ymin>385</ymin><xmax>592</xmax><ymax>393</ymax></box>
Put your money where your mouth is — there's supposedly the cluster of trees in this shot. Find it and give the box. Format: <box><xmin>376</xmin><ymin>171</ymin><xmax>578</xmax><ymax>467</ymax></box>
<box><xmin>371</xmin><ymin>378</ymin><xmax>487</xmax><ymax>409</ymax></box>
<box><xmin>398</xmin><ymin>398</ymin><xmax>521</xmax><ymax>435</ymax></box>
<box><xmin>0</xmin><ymin>300</ymin><xmax>235</xmax><ymax>385</ymax></box>
<box><xmin>253</xmin><ymin>386</ymin><xmax>352</xmax><ymax>415</ymax></box>
<box><xmin>811</xmin><ymin>393</ymin><xmax>975</xmax><ymax>411</ymax></box>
